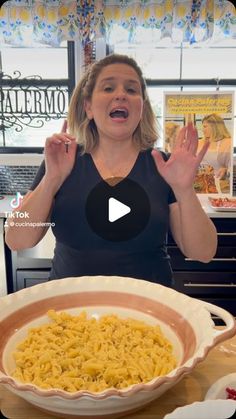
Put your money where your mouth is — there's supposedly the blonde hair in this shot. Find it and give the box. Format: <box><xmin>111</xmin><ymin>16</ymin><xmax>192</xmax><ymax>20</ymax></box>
<box><xmin>202</xmin><ymin>113</ymin><xmax>231</xmax><ymax>142</ymax></box>
<box><xmin>165</xmin><ymin>121</ymin><xmax>180</xmax><ymax>140</ymax></box>
<box><xmin>165</xmin><ymin>121</ymin><xmax>180</xmax><ymax>152</ymax></box>
<box><xmin>68</xmin><ymin>54</ymin><xmax>159</xmax><ymax>153</ymax></box>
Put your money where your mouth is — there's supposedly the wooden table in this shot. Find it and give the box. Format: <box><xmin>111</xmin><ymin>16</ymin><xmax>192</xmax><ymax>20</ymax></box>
<box><xmin>1</xmin><ymin>331</ymin><xmax>236</xmax><ymax>419</ymax></box>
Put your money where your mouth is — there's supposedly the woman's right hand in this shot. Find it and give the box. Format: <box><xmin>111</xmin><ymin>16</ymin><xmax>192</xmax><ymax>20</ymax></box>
<box><xmin>44</xmin><ymin>120</ymin><xmax>77</xmax><ymax>190</ymax></box>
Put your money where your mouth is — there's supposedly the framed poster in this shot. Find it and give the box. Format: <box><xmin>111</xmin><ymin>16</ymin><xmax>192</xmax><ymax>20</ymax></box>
<box><xmin>163</xmin><ymin>92</ymin><xmax>234</xmax><ymax>195</ymax></box>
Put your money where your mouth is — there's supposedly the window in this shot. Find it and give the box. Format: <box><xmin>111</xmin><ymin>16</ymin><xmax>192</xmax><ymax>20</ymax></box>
<box><xmin>0</xmin><ymin>41</ymin><xmax>75</xmax><ymax>151</ymax></box>
<box><xmin>182</xmin><ymin>39</ymin><xmax>236</xmax><ymax>80</ymax></box>
<box><xmin>113</xmin><ymin>37</ymin><xmax>236</xmax><ymax>150</ymax></box>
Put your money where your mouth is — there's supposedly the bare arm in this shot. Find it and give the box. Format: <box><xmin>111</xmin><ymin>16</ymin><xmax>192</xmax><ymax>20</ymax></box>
<box><xmin>152</xmin><ymin>122</ymin><xmax>217</xmax><ymax>262</ymax></box>
<box><xmin>169</xmin><ymin>193</ymin><xmax>217</xmax><ymax>262</ymax></box>
<box><xmin>5</xmin><ymin>121</ymin><xmax>77</xmax><ymax>251</ymax></box>
<box><xmin>5</xmin><ymin>179</ymin><xmax>57</xmax><ymax>250</ymax></box>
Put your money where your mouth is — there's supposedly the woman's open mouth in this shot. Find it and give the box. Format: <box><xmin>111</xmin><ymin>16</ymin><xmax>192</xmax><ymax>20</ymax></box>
<box><xmin>109</xmin><ymin>107</ymin><xmax>129</xmax><ymax>120</ymax></box>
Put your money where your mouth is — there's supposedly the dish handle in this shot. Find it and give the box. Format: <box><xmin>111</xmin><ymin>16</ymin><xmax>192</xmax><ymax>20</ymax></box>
<box><xmin>203</xmin><ymin>301</ymin><xmax>236</xmax><ymax>344</ymax></box>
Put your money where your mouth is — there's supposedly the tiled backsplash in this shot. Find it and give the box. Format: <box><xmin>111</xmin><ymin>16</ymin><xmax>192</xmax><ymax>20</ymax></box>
<box><xmin>0</xmin><ymin>154</ymin><xmax>43</xmax><ymax>195</ymax></box>
<box><xmin>0</xmin><ymin>165</ymin><xmax>39</xmax><ymax>195</ymax></box>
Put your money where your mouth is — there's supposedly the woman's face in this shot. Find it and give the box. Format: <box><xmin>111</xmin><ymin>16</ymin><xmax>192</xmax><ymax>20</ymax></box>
<box><xmin>202</xmin><ymin>121</ymin><xmax>212</xmax><ymax>140</ymax></box>
<box><xmin>84</xmin><ymin>63</ymin><xmax>144</xmax><ymax>143</ymax></box>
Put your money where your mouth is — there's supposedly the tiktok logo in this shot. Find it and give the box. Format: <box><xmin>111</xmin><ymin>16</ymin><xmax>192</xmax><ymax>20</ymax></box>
<box><xmin>10</xmin><ymin>192</ymin><xmax>23</xmax><ymax>209</ymax></box>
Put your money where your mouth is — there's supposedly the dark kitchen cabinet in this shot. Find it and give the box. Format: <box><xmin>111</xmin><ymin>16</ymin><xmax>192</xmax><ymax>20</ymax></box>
<box><xmin>9</xmin><ymin>229</ymin><xmax>54</xmax><ymax>292</ymax></box>
<box><xmin>11</xmin><ymin>248</ymin><xmax>52</xmax><ymax>292</ymax></box>
<box><xmin>169</xmin><ymin>217</ymin><xmax>236</xmax><ymax>318</ymax></box>
<box><xmin>16</xmin><ymin>269</ymin><xmax>51</xmax><ymax>291</ymax></box>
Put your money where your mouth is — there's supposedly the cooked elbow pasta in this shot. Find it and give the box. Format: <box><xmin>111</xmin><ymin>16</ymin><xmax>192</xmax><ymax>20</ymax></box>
<box><xmin>12</xmin><ymin>310</ymin><xmax>177</xmax><ymax>392</ymax></box>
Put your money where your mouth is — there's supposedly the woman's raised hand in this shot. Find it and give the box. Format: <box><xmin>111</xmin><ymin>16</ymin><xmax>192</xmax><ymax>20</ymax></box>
<box><xmin>152</xmin><ymin>122</ymin><xmax>209</xmax><ymax>195</ymax></box>
<box><xmin>44</xmin><ymin>120</ymin><xmax>77</xmax><ymax>189</ymax></box>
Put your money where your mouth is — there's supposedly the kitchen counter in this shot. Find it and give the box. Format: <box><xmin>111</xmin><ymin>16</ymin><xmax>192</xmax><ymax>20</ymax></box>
<box><xmin>0</xmin><ymin>328</ymin><xmax>236</xmax><ymax>419</ymax></box>
<box><xmin>199</xmin><ymin>195</ymin><xmax>236</xmax><ymax>218</ymax></box>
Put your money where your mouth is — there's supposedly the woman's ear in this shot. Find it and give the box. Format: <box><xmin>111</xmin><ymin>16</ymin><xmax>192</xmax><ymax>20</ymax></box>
<box><xmin>84</xmin><ymin>100</ymin><xmax>93</xmax><ymax>120</ymax></box>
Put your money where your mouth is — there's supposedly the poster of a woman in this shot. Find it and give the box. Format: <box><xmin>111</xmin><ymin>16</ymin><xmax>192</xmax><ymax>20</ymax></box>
<box><xmin>198</xmin><ymin>113</ymin><xmax>231</xmax><ymax>193</ymax></box>
<box><xmin>164</xmin><ymin>92</ymin><xmax>234</xmax><ymax>195</ymax></box>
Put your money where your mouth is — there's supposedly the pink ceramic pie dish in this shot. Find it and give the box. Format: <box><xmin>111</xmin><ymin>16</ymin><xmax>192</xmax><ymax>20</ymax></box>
<box><xmin>0</xmin><ymin>276</ymin><xmax>235</xmax><ymax>419</ymax></box>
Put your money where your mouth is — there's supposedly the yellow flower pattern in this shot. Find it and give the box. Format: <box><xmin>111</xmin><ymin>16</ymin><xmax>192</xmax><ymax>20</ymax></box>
<box><xmin>165</xmin><ymin>0</ymin><xmax>174</xmax><ymax>15</ymax></box>
<box><xmin>47</xmin><ymin>10</ymin><xmax>57</xmax><ymax>24</ymax></box>
<box><xmin>0</xmin><ymin>0</ymin><xmax>235</xmax><ymax>46</ymax></box>
<box><xmin>59</xmin><ymin>6</ymin><xmax>69</xmax><ymax>18</ymax></box>
<box><xmin>177</xmin><ymin>5</ymin><xmax>187</xmax><ymax>19</ymax></box>
<box><xmin>113</xmin><ymin>7</ymin><xmax>121</xmax><ymax>21</ymax></box>
<box><xmin>124</xmin><ymin>7</ymin><xmax>133</xmax><ymax>20</ymax></box>
<box><xmin>104</xmin><ymin>8</ymin><xmax>112</xmax><ymax>21</ymax></box>
<box><xmin>35</xmin><ymin>5</ymin><xmax>45</xmax><ymax>20</ymax></box>
<box><xmin>155</xmin><ymin>6</ymin><xmax>164</xmax><ymax>20</ymax></box>
<box><xmin>19</xmin><ymin>10</ymin><xmax>31</xmax><ymax>23</ymax></box>
<box><xmin>143</xmin><ymin>8</ymin><xmax>151</xmax><ymax>21</ymax></box>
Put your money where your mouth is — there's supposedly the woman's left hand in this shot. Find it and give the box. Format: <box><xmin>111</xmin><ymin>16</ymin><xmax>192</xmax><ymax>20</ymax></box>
<box><xmin>152</xmin><ymin>122</ymin><xmax>209</xmax><ymax>195</ymax></box>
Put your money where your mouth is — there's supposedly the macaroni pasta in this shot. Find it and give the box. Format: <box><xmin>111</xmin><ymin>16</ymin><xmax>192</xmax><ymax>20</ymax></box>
<box><xmin>12</xmin><ymin>310</ymin><xmax>177</xmax><ymax>392</ymax></box>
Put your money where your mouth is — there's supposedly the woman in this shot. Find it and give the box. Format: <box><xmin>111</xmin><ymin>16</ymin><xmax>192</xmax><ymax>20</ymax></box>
<box><xmin>5</xmin><ymin>54</ymin><xmax>217</xmax><ymax>286</ymax></box>
<box><xmin>199</xmin><ymin>113</ymin><xmax>232</xmax><ymax>182</ymax></box>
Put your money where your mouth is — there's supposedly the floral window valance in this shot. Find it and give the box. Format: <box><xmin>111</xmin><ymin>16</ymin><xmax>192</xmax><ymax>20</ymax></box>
<box><xmin>0</xmin><ymin>0</ymin><xmax>235</xmax><ymax>47</ymax></box>
<box><xmin>0</xmin><ymin>0</ymin><xmax>99</xmax><ymax>47</ymax></box>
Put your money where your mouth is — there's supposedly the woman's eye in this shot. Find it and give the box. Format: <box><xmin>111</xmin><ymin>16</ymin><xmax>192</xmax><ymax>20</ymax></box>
<box><xmin>104</xmin><ymin>86</ymin><xmax>113</xmax><ymax>92</ymax></box>
<box><xmin>127</xmin><ymin>88</ymin><xmax>136</xmax><ymax>93</ymax></box>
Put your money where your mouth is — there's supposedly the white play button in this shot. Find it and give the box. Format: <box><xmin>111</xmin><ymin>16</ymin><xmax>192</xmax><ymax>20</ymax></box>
<box><xmin>86</xmin><ymin>178</ymin><xmax>150</xmax><ymax>241</ymax></box>
<box><xmin>108</xmin><ymin>197</ymin><xmax>131</xmax><ymax>223</ymax></box>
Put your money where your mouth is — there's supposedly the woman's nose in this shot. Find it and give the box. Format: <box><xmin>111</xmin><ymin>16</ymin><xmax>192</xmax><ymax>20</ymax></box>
<box><xmin>114</xmin><ymin>87</ymin><xmax>126</xmax><ymax>100</ymax></box>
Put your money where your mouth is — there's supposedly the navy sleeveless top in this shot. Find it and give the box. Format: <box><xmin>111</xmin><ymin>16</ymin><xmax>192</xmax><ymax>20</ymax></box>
<box><xmin>31</xmin><ymin>147</ymin><xmax>176</xmax><ymax>286</ymax></box>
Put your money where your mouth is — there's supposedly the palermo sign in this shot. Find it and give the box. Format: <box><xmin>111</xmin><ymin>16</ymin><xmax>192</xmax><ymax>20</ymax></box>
<box><xmin>3</xmin><ymin>88</ymin><xmax>67</xmax><ymax>116</ymax></box>
<box><xmin>1</xmin><ymin>71</ymin><xmax>68</xmax><ymax>133</ymax></box>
